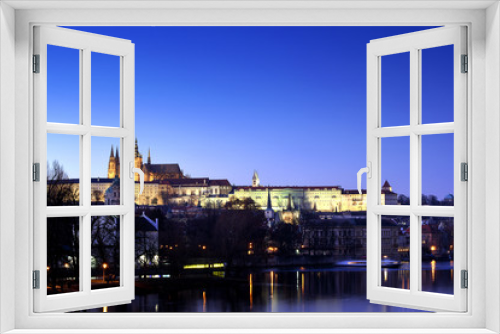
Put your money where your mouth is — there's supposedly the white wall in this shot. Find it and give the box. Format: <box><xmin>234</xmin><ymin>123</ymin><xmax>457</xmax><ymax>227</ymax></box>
<box><xmin>1</xmin><ymin>3</ymin><xmax>496</xmax><ymax>332</ymax></box>
<box><xmin>485</xmin><ymin>2</ymin><xmax>500</xmax><ymax>333</ymax></box>
<box><xmin>0</xmin><ymin>2</ymin><xmax>16</xmax><ymax>333</ymax></box>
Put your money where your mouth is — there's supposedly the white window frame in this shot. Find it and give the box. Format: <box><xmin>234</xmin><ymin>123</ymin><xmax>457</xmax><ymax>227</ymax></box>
<box><xmin>33</xmin><ymin>26</ymin><xmax>136</xmax><ymax>313</ymax></box>
<box><xmin>0</xmin><ymin>1</ymin><xmax>498</xmax><ymax>333</ymax></box>
<box><xmin>366</xmin><ymin>26</ymin><xmax>467</xmax><ymax>312</ymax></box>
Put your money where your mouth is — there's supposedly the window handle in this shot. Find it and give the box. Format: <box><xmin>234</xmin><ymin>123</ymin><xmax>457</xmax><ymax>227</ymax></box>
<box><xmin>129</xmin><ymin>162</ymin><xmax>145</xmax><ymax>194</ymax></box>
<box><xmin>357</xmin><ymin>162</ymin><xmax>372</xmax><ymax>195</ymax></box>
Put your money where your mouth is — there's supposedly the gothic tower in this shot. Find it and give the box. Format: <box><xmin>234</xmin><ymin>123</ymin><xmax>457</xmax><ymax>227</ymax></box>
<box><xmin>252</xmin><ymin>170</ymin><xmax>260</xmax><ymax>187</ymax></box>
<box><xmin>265</xmin><ymin>188</ymin><xmax>275</xmax><ymax>227</ymax></box>
<box><xmin>134</xmin><ymin>138</ymin><xmax>143</xmax><ymax>181</ymax></box>
<box><xmin>115</xmin><ymin>146</ymin><xmax>120</xmax><ymax>178</ymax></box>
<box><xmin>108</xmin><ymin>145</ymin><xmax>116</xmax><ymax>179</ymax></box>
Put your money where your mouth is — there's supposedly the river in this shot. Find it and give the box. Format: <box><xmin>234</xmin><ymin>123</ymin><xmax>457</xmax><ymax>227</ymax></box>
<box><xmin>83</xmin><ymin>261</ymin><xmax>453</xmax><ymax>313</ymax></box>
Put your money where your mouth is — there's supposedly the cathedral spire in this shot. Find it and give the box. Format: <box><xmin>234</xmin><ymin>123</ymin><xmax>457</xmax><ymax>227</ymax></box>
<box><xmin>135</xmin><ymin>138</ymin><xmax>139</xmax><ymax>158</ymax></box>
<box><xmin>267</xmin><ymin>188</ymin><xmax>272</xmax><ymax>210</ymax></box>
<box><xmin>265</xmin><ymin>188</ymin><xmax>275</xmax><ymax>227</ymax></box>
<box><xmin>147</xmin><ymin>147</ymin><xmax>151</xmax><ymax>164</ymax></box>
<box><xmin>287</xmin><ymin>193</ymin><xmax>293</xmax><ymax>211</ymax></box>
<box><xmin>110</xmin><ymin>145</ymin><xmax>114</xmax><ymax>158</ymax></box>
<box><xmin>115</xmin><ymin>146</ymin><xmax>120</xmax><ymax>161</ymax></box>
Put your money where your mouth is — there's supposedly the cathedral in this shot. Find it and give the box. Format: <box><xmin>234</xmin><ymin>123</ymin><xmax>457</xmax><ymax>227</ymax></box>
<box><xmin>108</xmin><ymin>139</ymin><xmax>184</xmax><ymax>181</ymax></box>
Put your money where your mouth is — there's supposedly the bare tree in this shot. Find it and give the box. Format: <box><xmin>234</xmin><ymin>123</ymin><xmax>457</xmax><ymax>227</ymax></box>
<box><xmin>47</xmin><ymin>160</ymin><xmax>79</xmax><ymax>206</ymax></box>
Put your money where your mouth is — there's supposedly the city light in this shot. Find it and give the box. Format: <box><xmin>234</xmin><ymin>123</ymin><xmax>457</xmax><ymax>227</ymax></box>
<box><xmin>102</xmin><ymin>263</ymin><xmax>108</xmax><ymax>283</ymax></box>
<box><xmin>183</xmin><ymin>263</ymin><xmax>225</xmax><ymax>270</ymax></box>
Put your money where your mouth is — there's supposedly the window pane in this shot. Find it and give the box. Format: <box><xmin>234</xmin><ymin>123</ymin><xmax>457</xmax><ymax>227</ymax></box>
<box><xmin>421</xmin><ymin>134</ymin><xmax>454</xmax><ymax>206</ymax></box>
<box><xmin>91</xmin><ymin>216</ymin><xmax>121</xmax><ymax>290</ymax></box>
<box><xmin>381</xmin><ymin>52</ymin><xmax>410</xmax><ymax>127</ymax></box>
<box><xmin>91</xmin><ymin>137</ymin><xmax>121</xmax><ymax>205</ymax></box>
<box><xmin>47</xmin><ymin>217</ymin><xmax>80</xmax><ymax>295</ymax></box>
<box><xmin>421</xmin><ymin>45</ymin><xmax>454</xmax><ymax>124</ymax></box>
<box><xmin>91</xmin><ymin>52</ymin><xmax>120</xmax><ymax>127</ymax></box>
<box><xmin>47</xmin><ymin>133</ymin><xmax>80</xmax><ymax>206</ymax></box>
<box><xmin>421</xmin><ymin>217</ymin><xmax>454</xmax><ymax>294</ymax></box>
<box><xmin>47</xmin><ymin>45</ymin><xmax>80</xmax><ymax>124</ymax></box>
<box><xmin>381</xmin><ymin>137</ymin><xmax>409</xmax><ymax>205</ymax></box>
<box><xmin>380</xmin><ymin>216</ymin><xmax>410</xmax><ymax>290</ymax></box>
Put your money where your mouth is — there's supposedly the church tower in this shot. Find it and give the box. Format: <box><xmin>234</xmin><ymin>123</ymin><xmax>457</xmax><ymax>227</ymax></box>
<box><xmin>108</xmin><ymin>145</ymin><xmax>116</xmax><ymax>179</ymax></box>
<box><xmin>265</xmin><ymin>188</ymin><xmax>275</xmax><ymax>227</ymax></box>
<box><xmin>134</xmin><ymin>138</ymin><xmax>143</xmax><ymax>181</ymax></box>
<box><xmin>382</xmin><ymin>180</ymin><xmax>393</xmax><ymax>193</ymax></box>
<box><xmin>115</xmin><ymin>146</ymin><xmax>120</xmax><ymax>178</ymax></box>
<box><xmin>252</xmin><ymin>170</ymin><xmax>260</xmax><ymax>187</ymax></box>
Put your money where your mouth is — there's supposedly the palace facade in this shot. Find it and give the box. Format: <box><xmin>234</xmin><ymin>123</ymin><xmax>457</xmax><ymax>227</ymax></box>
<box><xmin>51</xmin><ymin>140</ymin><xmax>398</xmax><ymax>211</ymax></box>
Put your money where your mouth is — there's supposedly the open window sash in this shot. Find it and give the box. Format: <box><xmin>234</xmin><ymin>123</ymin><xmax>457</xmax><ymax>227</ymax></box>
<box><xmin>366</xmin><ymin>26</ymin><xmax>467</xmax><ymax>312</ymax></box>
<box><xmin>33</xmin><ymin>26</ymin><xmax>135</xmax><ymax>312</ymax></box>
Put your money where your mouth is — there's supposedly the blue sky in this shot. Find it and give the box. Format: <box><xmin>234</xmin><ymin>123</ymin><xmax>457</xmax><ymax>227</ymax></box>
<box><xmin>46</xmin><ymin>26</ymin><xmax>454</xmax><ymax>199</ymax></box>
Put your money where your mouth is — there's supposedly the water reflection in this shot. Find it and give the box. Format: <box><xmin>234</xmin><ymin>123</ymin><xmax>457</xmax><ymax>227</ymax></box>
<box><xmin>82</xmin><ymin>264</ymin><xmax>453</xmax><ymax>313</ymax></box>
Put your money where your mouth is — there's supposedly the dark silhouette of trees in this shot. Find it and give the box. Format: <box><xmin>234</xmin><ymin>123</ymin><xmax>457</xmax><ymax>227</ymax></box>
<box><xmin>271</xmin><ymin>223</ymin><xmax>301</xmax><ymax>256</ymax></box>
<box><xmin>47</xmin><ymin>160</ymin><xmax>78</xmax><ymax>206</ymax></box>
<box><xmin>46</xmin><ymin>161</ymin><xmax>80</xmax><ymax>293</ymax></box>
<box><xmin>47</xmin><ymin>217</ymin><xmax>79</xmax><ymax>294</ymax></box>
<box><xmin>212</xmin><ymin>209</ymin><xmax>265</xmax><ymax>267</ymax></box>
<box><xmin>398</xmin><ymin>194</ymin><xmax>410</xmax><ymax>205</ymax></box>
<box><xmin>91</xmin><ymin>216</ymin><xmax>120</xmax><ymax>281</ymax></box>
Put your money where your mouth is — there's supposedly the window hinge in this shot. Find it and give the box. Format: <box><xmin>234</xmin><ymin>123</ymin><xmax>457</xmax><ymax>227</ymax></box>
<box><xmin>33</xmin><ymin>163</ymin><xmax>40</xmax><ymax>182</ymax></box>
<box><xmin>33</xmin><ymin>54</ymin><xmax>40</xmax><ymax>73</ymax></box>
<box><xmin>461</xmin><ymin>54</ymin><xmax>468</xmax><ymax>73</ymax></box>
<box><xmin>461</xmin><ymin>270</ymin><xmax>468</xmax><ymax>289</ymax></box>
<box><xmin>461</xmin><ymin>162</ymin><xmax>468</xmax><ymax>182</ymax></box>
<box><xmin>33</xmin><ymin>270</ymin><xmax>40</xmax><ymax>289</ymax></box>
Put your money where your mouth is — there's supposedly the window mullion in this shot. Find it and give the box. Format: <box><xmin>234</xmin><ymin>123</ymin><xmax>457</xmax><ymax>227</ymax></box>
<box><xmin>409</xmin><ymin>48</ymin><xmax>420</xmax><ymax>294</ymax></box>
<box><xmin>81</xmin><ymin>48</ymin><xmax>92</xmax><ymax>293</ymax></box>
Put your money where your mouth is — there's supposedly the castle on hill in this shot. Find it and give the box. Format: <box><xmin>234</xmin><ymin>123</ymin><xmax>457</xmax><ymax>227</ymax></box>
<box><xmin>64</xmin><ymin>138</ymin><xmax>398</xmax><ymax>210</ymax></box>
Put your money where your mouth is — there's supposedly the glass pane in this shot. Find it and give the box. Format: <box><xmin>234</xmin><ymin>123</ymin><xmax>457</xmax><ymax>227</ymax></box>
<box><xmin>381</xmin><ymin>215</ymin><xmax>410</xmax><ymax>290</ymax></box>
<box><xmin>381</xmin><ymin>137</ymin><xmax>409</xmax><ymax>205</ymax></box>
<box><xmin>47</xmin><ymin>217</ymin><xmax>80</xmax><ymax>295</ymax></box>
<box><xmin>381</xmin><ymin>52</ymin><xmax>410</xmax><ymax>127</ymax></box>
<box><xmin>421</xmin><ymin>45</ymin><xmax>454</xmax><ymax>124</ymax></box>
<box><xmin>421</xmin><ymin>217</ymin><xmax>454</xmax><ymax>294</ymax></box>
<box><xmin>47</xmin><ymin>45</ymin><xmax>80</xmax><ymax>124</ymax></box>
<box><xmin>91</xmin><ymin>216</ymin><xmax>121</xmax><ymax>290</ymax></box>
<box><xmin>91</xmin><ymin>137</ymin><xmax>120</xmax><ymax>205</ymax></box>
<box><xmin>421</xmin><ymin>134</ymin><xmax>454</xmax><ymax>206</ymax></box>
<box><xmin>47</xmin><ymin>133</ymin><xmax>80</xmax><ymax>206</ymax></box>
<box><xmin>91</xmin><ymin>52</ymin><xmax>120</xmax><ymax>127</ymax></box>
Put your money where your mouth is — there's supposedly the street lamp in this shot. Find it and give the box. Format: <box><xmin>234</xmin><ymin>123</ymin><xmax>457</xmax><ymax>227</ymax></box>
<box><xmin>102</xmin><ymin>263</ymin><xmax>108</xmax><ymax>282</ymax></box>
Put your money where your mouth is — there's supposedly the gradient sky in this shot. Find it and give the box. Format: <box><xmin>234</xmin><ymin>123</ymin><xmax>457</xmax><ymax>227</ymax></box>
<box><xmin>46</xmin><ymin>26</ymin><xmax>455</xmax><ymax>199</ymax></box>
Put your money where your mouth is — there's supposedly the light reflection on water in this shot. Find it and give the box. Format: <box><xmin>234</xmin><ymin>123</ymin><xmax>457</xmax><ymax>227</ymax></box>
<box><xmin>82</xmin><ymin>262</ymin><xmax>453</xmax><ymax>313</ymax></box>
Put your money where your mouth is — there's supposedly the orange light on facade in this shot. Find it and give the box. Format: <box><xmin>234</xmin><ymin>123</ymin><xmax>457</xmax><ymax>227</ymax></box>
<box><xmin>63</xmin><ymin>263</ymin><xmax>70</xmax><ymax>268</ymax></box>
<box><xmin>103</xmin><ymin>263</ymin><xmax>108</xmax><ymax>269</ymax></box>
<box><xmin>202</xmin><ymin>245</ymin><xmax>207</xmax><ymax>250</ymax></box>
<box><xmin>430</xmin><ymin>246</ymin><xmax>437</xmax><ymax>251</ymax></box>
